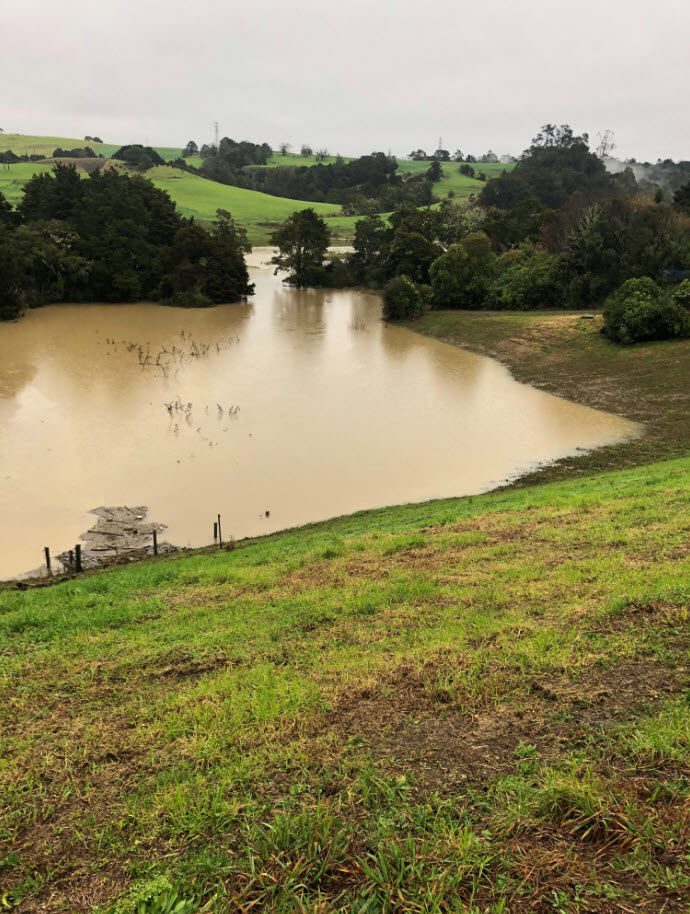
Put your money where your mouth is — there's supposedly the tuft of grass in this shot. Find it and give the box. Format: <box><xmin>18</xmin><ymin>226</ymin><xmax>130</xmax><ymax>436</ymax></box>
<box><xmin>621</xmin><ymin>697</ymin><xmax>690</xmax><ymax>766</ymax></box>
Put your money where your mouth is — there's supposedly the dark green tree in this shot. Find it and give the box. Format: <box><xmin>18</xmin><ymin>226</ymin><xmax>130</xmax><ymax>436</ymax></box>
<box><xmin>674</xmin><ymin>182</ymin><xmax>690</xmax><ymax>214</ymax></box>
<box><xmin>352</xmin><ymin>214</ymin><xmax>389</xmax><ymax>279</ymax></box>
<box><xmin>382</xmin><ymin>275</ymin><xmax>424</xmax><ymax>320</ymax></box>
<box><xmin>427</xmin><ymin>160</ymin><xmax>442</xmax><ymax>182</ymax></box>
<box><xmin>19</xmin><ymin>163</ymin><xmax>83</xmax><ymax>222</ymax></box>
<box><xmin>429</xmin><ymin>231</ymin><xmax>497</xmax><ymax>308</ymax></box>
<box><xmin>0</xmin><ymin>190</ymin><xmax>15</xmax><ymax>226</ymax></box>
<box><xmin>271</xmin><ymin>209</ymin><xmax>330</xmax><ymax>287</ymax></box>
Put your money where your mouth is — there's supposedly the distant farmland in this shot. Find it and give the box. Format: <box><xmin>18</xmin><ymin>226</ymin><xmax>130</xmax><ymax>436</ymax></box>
<box><xmin>1</xmin><ymin>135</ymin><xmax>515</xmax><ymax>242</ymax></box>
<box><xmin>148</xmin><ymin>166</ymin><xmax>343</xmax><ymax>245</ymax></box>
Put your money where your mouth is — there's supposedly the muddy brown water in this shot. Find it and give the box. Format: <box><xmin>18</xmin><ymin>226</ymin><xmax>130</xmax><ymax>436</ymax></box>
<box><xmin>0</xmin><ymin>249</ymin><xmax>639</xmax><ymax>580</ymax></box>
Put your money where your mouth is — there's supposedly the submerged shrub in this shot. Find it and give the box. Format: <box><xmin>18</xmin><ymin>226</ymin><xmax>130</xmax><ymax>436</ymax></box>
<box><xmin>602</xmin><ymin>277</ymin><xmax>690</xmax><ymax>344</ymax></box>
<box><xmin>382</xmin><ymin>275</ymin><xmax>424</xmax><ymax>320</ymax></box>
<box><xmin>162</xmin><ymin>289</ymin><xmax>213</xmax><ymax>309</ymax></box>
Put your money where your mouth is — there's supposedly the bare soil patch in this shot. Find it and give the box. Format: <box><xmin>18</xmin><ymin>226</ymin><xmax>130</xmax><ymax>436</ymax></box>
<box><xmin>328</xmin><ymin>660</ymin><xmax>690</xmax><ymax>787</ymax></box>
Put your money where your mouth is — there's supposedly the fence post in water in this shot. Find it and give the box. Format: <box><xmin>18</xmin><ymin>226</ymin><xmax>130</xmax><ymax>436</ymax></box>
<box><xmin>213</xmin><ymin>521</ymin><xmax>218</xmax><ymax>543</ymax></box>
<box><xmin>153</xmin><ymin>529</ymin><xmax>158</xmax><ymax>556</ymax></box>
<box><xmin>75</xmin><ymin>544</ymin><xmax>83</xmax><ymax>573</ymax></box>
<box><xmin>69</xmin><ymin>549</ymin><xmax>74</xmax><ymax>568</ymax></box>
<box><xmin>44</xmin><ymin>547</ymin><xmax>51</xmax><ymax>576</ymax></box>
<box><xmin>217</xmin><ymin>514</ymin><xmax>223</xmax><ymax>548</ymax></box>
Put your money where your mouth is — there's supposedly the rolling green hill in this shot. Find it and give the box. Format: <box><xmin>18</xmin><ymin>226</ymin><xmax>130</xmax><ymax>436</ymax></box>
<box><xmin>148</xmin><ymin>166</ymin><xmax>343</xmax><ymax>245</ymax></box>
<box><xmin>0</xmin><ymin>161</ymin><xmax>55</xmax><ymax>204</ymax></box>
<box><xmin>2</xmin><ymin>456</ymin><xmax>689</xmax><ymax>912</ymax></box>
<box><xmin>0</xmin><ymin>132</ymin><xmax>182</xmax><ymax>161</ymax></box>
<box><xmin>0</xmin><ymin>135</ymin><xmax>514</xmax><ymax>243</ymax></box>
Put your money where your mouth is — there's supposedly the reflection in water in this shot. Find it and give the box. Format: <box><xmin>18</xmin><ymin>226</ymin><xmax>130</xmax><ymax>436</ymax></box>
<box><xmin>0</xmin><ymin>251</ymin><xmax>639</xmax><ymax>579</ymax></box>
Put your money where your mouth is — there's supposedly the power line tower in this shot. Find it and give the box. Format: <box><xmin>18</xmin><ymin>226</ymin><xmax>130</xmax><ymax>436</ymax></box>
<box><xmin>213</xmin><ymin>122</ymin><xmax>219</xmax><ymax>149</ymax></box>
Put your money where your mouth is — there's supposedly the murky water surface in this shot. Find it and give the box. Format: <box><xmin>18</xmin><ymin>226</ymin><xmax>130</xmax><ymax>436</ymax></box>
<box><xmin>0</xmin><ymin>249</ymin><xmax>638</xmax><ymax>578</ymax></box>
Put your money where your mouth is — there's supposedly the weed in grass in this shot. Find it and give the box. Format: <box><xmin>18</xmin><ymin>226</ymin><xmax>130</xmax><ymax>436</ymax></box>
<box><xmin>621</xmin><ymin>697</ymin><xmax>690</xmax><ymax>767</ymax></box>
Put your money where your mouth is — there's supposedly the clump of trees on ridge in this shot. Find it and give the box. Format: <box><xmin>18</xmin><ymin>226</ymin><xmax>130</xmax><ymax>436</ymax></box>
<box><xmin>173</xmin><ymin>139</ymin><xmax>436</xmax><ymax>215</ymax></box>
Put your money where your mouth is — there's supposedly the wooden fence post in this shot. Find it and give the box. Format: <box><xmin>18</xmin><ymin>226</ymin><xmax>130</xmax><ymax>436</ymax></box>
<box><xmin>75</xmin><ymin>544</ymin><xmax>83</xmax><ymax>573</ymax></box>
<box><xmin>44</xmin><ymin>547</ymin><xmax>51</xmax><ymax>575</ymax></box>
<box><xmin>153</xmin><ymin>529</ymin><xmax>158</xmax><ymax>556</ymax></box>
<box><xmin>217</xmin><ymin>514</ymin><xmax>223</xmax><ymax>548</ymax></box>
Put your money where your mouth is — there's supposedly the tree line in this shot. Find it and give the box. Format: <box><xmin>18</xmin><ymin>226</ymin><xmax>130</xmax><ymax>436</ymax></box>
<box><xmin>269</xmin><ymin>126</ymin><xmax>690</xmax><ymax>344</ymax></box>
<box><xmin>0</xmin><ymin>164</ymin><xmax>253</xmax><ymax>321</ymax></box>
<box><xmin>174</xmin><ymin>140</ymin><xmax>436</xmax><ymax>214</ymax></box>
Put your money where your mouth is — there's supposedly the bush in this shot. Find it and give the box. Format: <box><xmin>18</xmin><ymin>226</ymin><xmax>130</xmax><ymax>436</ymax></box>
<box><xmin>602</xmin><ymin>277</ymin><xmax>690</xmax><ymax>344</ymax></box>
<box><xmin>162</xmin><ymin>289</ymin><xmax>213</xmax><ymax>309</ymax></box>
<box><xmin>673</xmin><ymin>279</ymin><xmax>690</xmax><ymax>310</ymax></box>
<box><xmin>493</xmin><ymin>246</ymin><xmax>567</xmax><ymax>310</ymax></box>
<box><xmin>382</xmin><ymin>275</ymin><xmax>424</xmax><ymax>320</ymax></box>
<box><xmin>429</xmin><ymin>232</ymin><xmax>496</xmax><ymax>309</ymax></box>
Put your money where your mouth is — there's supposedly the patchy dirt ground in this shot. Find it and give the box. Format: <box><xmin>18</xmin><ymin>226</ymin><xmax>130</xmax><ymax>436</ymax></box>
<box><xmin>328</xmin><ymin>659</ymin><xmax>690</xmax><ymax>786</ymax></box>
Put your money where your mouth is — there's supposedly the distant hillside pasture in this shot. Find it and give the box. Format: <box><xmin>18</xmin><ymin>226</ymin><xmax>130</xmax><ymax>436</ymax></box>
<box><xmin>0</xmin><ymin>136</ymin><xmax>516</xmax><ymax>242</ymax></box>
<box><xmin>0</xmin><ymin>161</ymin><xmax>54</xmax><ymax>204</ymax></box>
<box><xmin>148</xmin><ymin>166</ymin><xmax>343</xmax><ymax>245</ymax></box>
<box><xmin>398</xmin><ymin>160</ymin><xmax>515</xmax><ymax>199</ymax></box>
<box><xmin>262</xmin><ymin>151</ymin><xmax>354</xmax><ymax>168</ymax></box>
<box><xmin>0</xmin><ymin>159</ymin><xmax>124</xmax><ymax>204</ymax></box>
<box><xmin>0</xmin><ymin>133</ymin><xmax>182</xmax><ymax>162</ymax></box>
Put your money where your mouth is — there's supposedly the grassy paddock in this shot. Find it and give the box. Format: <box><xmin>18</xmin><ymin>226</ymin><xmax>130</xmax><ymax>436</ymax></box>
<box><xmin>0</xmin><ymin>134</ymin><xmax>182</xmax><ymax>162</ymax></box>
<box><xmin>2</xmin><ymin>457</ymin><xmax>690</xmax><ymax>912</ymax></box>
<box><xmin>0</xmin><ymin>137</ymin><xmax>513</xmax><ymax>241</ymax></box>
<box><xmin>148</xmin><ymin>166</ymin><xmax>343</xmax><ymax>245</ymax></box>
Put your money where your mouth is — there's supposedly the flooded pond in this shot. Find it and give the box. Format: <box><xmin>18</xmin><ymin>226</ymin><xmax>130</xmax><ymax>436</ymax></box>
<box><xmin>0</xmin><ymin>249</ymin><xmax>638</xmax><ymax>579</ymax></box>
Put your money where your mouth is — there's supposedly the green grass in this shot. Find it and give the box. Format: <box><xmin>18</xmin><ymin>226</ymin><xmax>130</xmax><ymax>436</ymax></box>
<box><xmin>0</xmin><ymin>133</ymin><xmax>182</xmax><ymax>161</ymax></box>
<box><xmin>397</xmin><ymin>160</ymin><xmax>514</xmax><ymax>200</ymax></box>
<box><xmin>0</xmin><ymin>137</ymin><xmax>515</xmax><ymax>242</ymax></box>
<box><xmin>2</xmin><ymin>457</ymin><xmax>690</xmax><ymax>911</ymax></box>
<box><xmin>261</xmin><ymin>152</ymin><xmax>354</xmax><ymax>168</ymax></box>
<box><xmin>148</xmin><ymin>166</ymin><xmax>343</xmax><ymax>245</ymax></box>
<box><xmin>0</xmin><ymin>161</ymin><xmax>55</xmax><ymax>204</ymax></box>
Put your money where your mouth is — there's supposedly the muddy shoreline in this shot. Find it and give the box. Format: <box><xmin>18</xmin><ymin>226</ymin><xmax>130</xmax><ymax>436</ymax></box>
<box><xmin>405</xmin><ymin>309</ymin><xmax>690</xmax><ymax>487</ymax></box>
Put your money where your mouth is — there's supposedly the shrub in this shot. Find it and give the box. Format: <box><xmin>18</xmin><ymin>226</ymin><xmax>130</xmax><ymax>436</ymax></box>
<box><xmin>493</xmin><ymin>245</ymin><xmax>567</xmax><ymax>310</ymax></box>
<box><xmin>429</xmin><ymin>231</ymin><xmax>496</xmax><ymax>309</ymax></box>
<box><xmin>382</xmin><ymin>275</ymin><xmax>424</xmax><ymax>320</ymax></box>
<box><xmin>673</xmin><ymin>278</ymin><xmax>690</xmax><ymax>310</ymax></box>
<box><xmin>162</xmin><ymin>289</ymin><xmax>213</xmax><ymax>309</ymax></box>
<box><xmin>603</xmin><ymin>277</ymin><xmax>690</xmax><ymax>344</ymax></box>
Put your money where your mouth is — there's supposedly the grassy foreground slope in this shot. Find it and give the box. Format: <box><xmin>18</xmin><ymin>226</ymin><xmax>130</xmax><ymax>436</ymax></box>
<box><xmin>2</xmin><ymin>458</ymin><xmax>690</xmax><ymax>912</ymax></box>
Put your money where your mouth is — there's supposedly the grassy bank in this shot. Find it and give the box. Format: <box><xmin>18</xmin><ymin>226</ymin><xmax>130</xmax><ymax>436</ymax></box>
<box><xmin>2</xmin><ymin>457</ymin><xmax>690</xmax><ymax>912</ymax></box>
<box><xmin>409</xmin><ymin>310</ymin><xmax>690</xmax><ymax>484</ymax></box>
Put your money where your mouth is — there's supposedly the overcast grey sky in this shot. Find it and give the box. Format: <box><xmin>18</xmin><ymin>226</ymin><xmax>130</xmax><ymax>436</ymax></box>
<box><xmin>1</xmin><ymin>0</ymin><xmax>687</xmax><ymax>162</ymax></box>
